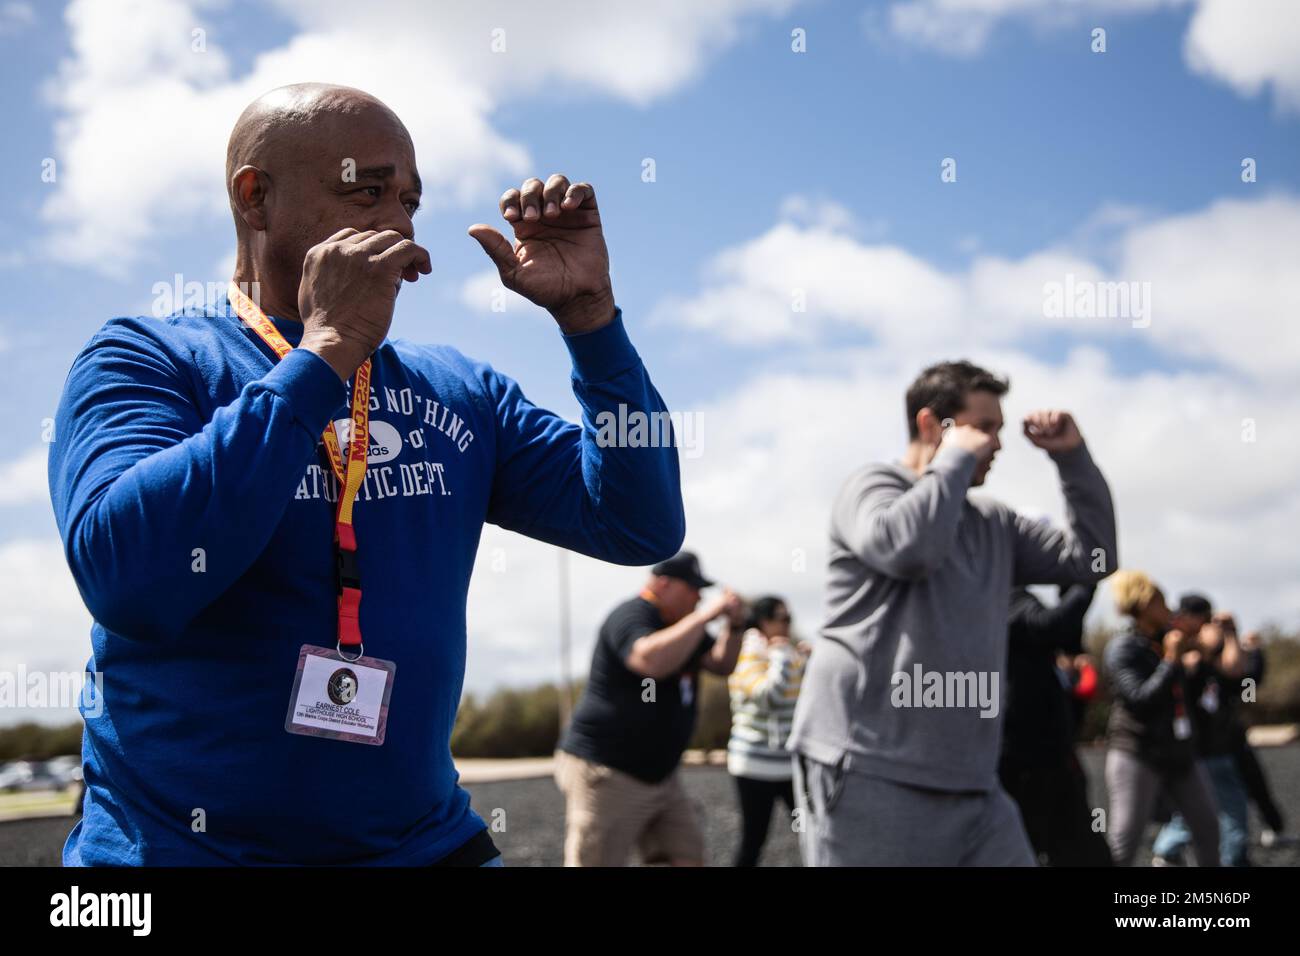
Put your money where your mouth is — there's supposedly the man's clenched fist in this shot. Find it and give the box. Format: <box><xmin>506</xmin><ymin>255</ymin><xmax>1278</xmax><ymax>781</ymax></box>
<box><xmin>1022</xmin><ymin>410</ymin><xmax>1083</xmax><ymax>454</ymax></box>
<box><xmin>298</xmin><ymin>228</ymin><xmax>432</xmax><ymax>382</ymax></box>
<box><xmin>942</xmin><ymin>423</ymin><xmax>997</xmax><ymax>466</ymax></box>
<box><xmin>700</xmin><ymin>588</ymin><xmax>744</xmax><ymax>625</ymax></box>
<box><xmin>468</xmin><ymin>174</ymin><xmax>616</xmax><ymax>336</ymax></box>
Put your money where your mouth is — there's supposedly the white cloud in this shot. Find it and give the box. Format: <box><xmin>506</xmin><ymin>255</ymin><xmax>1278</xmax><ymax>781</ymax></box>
<box><xmin>880</xmin><ymin>0</ymin><xmax>1300</xmax><ymax>113</ymax></box>
<box><xmin>1184</xmin><ymin>0</ymin><xmax>1300</xmax><ymax>111</ymax></box>
<box><xmin>39</xmin><ymin>0</ymin><xmax>796</xmax><ymax>273</ymax></box>
<box><xmin>654</xmin><ymin>192</ymin><xmax>1300</xmax><ymax>384</ymax></box>
<box><xmin>652</xmin><ymin>217</ymin><xmax>968</xmax><ymax>347</ymax></box>
<box><xmin>778</xmin><ymin>195</ymin><xmax>888</xmax><ymax>238</ymax></box>
<box><xmin>1119</xmin><ymin>194</ymin><xmax>1300</xmax><ymax>380</ymax></box>
<box><xmin>881</xmin><ymin>0</ymin><xmax>1179</xmax><ymax>57</ymax></box>
<box><xmin>0</xmin><ymin>446</ymin><xmax>49</xmax><ymax>507</ymax></box>
<box><xmin>0</xmin><ymin>538</ymin><xmax>94</xmax><ymax>727</ymax></box>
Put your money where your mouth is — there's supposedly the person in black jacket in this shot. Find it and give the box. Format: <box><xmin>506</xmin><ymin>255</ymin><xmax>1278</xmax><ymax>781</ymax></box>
<box><xmin>1152</xmin><ymin>596</ymin><xmax>1252</xmax><ymax>866</ymax></box>
<box><xmin>1102</xmin><ymin>571</ymin><xmax>1220</xmax><ymax>866</ymax></box>
<box><xmin>1234</xmin><ymin>630</ymin><xmax>1293</xmax><ymax>847</ymax></box>
<box><xmin>1000</xmin><ymin>583</ymin><xmax>1112</xmax><ymax>865</ymax></box>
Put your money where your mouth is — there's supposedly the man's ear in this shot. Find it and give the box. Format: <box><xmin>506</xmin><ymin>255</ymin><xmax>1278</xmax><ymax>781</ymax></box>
<box><xmin>231</xmin><ymin>165</ymin><xmax>270</xmax><ymax>232</ymax></box>
<box><xmin>915</xmin><ymin>407</ymin><xmax>941</xmax><ymax>444</ymax></box>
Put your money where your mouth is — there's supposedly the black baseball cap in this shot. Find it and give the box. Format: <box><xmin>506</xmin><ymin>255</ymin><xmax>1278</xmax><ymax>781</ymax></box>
<box><xmin>651</xmin><ymin>551</ymin><xmax>715</xmax><ymax>590</ymax></box>
<box><xmin>1176</xmin><ymin>593</ymin><xmax>1213</xmax><ymax>616</ymax></box>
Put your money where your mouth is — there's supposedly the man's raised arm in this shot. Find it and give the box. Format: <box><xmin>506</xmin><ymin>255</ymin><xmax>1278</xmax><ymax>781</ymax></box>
<box><xmin>837</xmin><ymin>433</ymin><xmax>986</xmax><ymax>581</ymax></box>
<box><xmin>1013</xmin><ymin>410</ymin><xmax>1118</xmax><ymax>586</ymax></box>
<box><xmin>471</xmin><ymin>174</ymin><xmax>685</xmax><ymax>564</ymax></box>
<box><xmin>49</xmin><ymin>322</ymin><xmax>345</xmax><ymax>642</ymax></box>
<box><xmin>481</xmin><ymin>318</ymin><xmax>684</xmax><ymax>563</ymax></box>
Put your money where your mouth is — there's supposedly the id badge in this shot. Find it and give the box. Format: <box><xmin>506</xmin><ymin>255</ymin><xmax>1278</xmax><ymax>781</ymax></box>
<box><xmin>680</xmin><ymin>674</ymin><xmax>694</xmax><ymax>708</ymax></box>
<box><xmin>1173</xmin><ymin>714</ymin><xmax>1192</xmax><ymax>740</ymax></box>
<box><xmin>285</xmin><ymin>645</ymin><xmax>395</xmax><ymax>745</ymax></box>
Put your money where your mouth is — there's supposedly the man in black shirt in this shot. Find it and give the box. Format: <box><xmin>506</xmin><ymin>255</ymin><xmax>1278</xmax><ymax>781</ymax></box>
<box><xmin>556</xmin><ymin>551</ymin><xmax>743</xmax><ymax>865</ymax></box>
<box><xmin>999</xmin><ymin>584</ymin><xmax>1113</xmax><ymax>866</ymax></box>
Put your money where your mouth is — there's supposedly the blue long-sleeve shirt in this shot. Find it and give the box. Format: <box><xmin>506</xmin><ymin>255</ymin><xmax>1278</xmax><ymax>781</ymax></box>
<box><xmin>48</xmin><ymin>295</ymin><xmax>685</xmax><ymax>865</ymax></box>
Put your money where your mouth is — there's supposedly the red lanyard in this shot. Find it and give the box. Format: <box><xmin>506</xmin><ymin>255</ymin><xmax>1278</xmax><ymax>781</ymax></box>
<box><xmin>228</xmin><ymin>282</ymin><xmax>370</xmax><ymax>659</ymax></box>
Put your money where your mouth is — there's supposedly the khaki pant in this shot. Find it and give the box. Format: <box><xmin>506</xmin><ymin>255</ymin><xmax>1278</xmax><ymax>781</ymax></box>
<box><xmin>553</xmin><ymin>750</ymin><xmax>704</xmax><ymax>866</ymax></box>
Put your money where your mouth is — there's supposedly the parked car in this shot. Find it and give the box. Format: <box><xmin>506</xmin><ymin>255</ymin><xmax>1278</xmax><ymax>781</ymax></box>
<box><xmin>43</xmin><ymin>755</ymin><xmax>83</xmax><ymax>790</ymax></box>
<box><xmin>18</xmin><ymin>760</ymin><xmax>79</xmax><ymax>793</ymax></box>
<box><xmin>0</xmin><ymin>761</ymin><xmax>35</xmax><ymax>792</ymax></box>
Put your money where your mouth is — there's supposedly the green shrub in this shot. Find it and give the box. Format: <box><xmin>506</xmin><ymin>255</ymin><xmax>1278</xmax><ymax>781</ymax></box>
<box><xmin>450</xmin><ymin>682</ymin><xmax>572</xmax><ymax>758</ymax></box>
<box><xmin>0</xmin><ymin>722</ymin><xmax>82</xmax><ymax>761</ymax></box>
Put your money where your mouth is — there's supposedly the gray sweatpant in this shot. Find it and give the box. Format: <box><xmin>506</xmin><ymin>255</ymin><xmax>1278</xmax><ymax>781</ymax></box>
<box><xmin>1104</xmin><ymin>748</ymin><xmax>1220</xmax><ymax>866</ymax></box>
<box><xmin>794</xmin><ymin>755</ymin><xmax>1036</xmax><ymax>866</ymax></box>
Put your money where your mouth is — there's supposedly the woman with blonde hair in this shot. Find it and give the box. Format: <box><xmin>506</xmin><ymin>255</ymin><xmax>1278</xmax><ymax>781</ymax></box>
<box><xmin>1102</xmin><ymin>570</ymin><xmax>1220</xmax><ymax>865</ymax></box>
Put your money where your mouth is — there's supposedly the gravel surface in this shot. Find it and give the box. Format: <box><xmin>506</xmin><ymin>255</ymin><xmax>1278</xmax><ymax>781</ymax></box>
<box><xmin>4</xmin><ymin>745</ymin><xmax>1298</xmax><ymax>867</ymax></box>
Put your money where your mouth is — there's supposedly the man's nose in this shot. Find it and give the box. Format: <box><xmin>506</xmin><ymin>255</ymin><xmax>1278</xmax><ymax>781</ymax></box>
<box><xmin>374</xmin><ymin>203</ymin><xmax>415</xmax><ymax>241</ymax></box>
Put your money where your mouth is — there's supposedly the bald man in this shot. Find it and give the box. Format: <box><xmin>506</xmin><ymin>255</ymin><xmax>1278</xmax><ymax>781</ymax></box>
<box><xmin>48</xmin><ymin>84</ymin><xmax>686</xmax><ymax>866</ymax></box>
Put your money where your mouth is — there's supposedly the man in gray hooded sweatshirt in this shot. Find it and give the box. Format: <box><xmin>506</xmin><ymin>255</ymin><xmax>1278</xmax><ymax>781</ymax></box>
<box><xmin>788</xmin><ymin>361</ymin><xmax>1117</xmax><ymax>866</ymax></box>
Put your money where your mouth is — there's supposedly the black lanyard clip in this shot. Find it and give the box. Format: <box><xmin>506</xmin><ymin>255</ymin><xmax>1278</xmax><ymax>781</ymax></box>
<box><xmin>335</xmin><ymin>545</ymin><xmax>361</xmax><ymax>594</ymax></box>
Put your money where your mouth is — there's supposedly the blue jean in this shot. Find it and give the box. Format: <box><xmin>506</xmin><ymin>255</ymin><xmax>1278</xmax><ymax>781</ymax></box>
<box><xmin>1154</xmin><ymin>755</ymin><xmax>1249</xmax><ymax>866</ymax></box>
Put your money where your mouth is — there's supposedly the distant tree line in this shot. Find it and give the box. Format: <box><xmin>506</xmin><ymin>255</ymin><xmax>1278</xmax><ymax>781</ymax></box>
<box><xmin>0</xmin><ymin>722</ymin><xmax>81</xmax><ymax>762</ymax></box>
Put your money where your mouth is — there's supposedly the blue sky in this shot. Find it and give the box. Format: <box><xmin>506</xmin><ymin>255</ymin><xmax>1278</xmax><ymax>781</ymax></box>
<box><xmin>2</xmin><ymin>0</ymin><xmax>1298</xmax><ymax>717</ymax></box>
